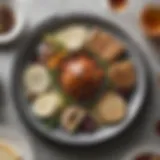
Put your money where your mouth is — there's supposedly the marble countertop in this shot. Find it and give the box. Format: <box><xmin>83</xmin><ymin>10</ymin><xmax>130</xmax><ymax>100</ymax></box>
<box><xmin>0</xmin><ymin>0</ymin><xmax>160</xmax><ymax>159</ymax></box>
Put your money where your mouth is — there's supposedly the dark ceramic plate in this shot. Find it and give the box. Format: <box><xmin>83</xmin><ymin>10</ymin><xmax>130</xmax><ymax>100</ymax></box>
<box><xmin>12</xmin><ymin>14</ymin><xmax>147</xmax><ymax>146</ymax></box>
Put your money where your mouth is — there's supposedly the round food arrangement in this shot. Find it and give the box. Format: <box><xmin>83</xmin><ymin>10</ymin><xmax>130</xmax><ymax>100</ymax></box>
<box><xmin>22</xmin><ymin>25</ymin><xmax>136</xmax><ymax>134</ymax></box>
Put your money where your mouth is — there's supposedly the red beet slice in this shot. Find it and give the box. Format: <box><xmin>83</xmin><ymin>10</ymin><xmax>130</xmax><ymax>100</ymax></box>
<box><xmin>80</xmin><ymin>116</ymin><xmax>97</xmax><ymax>132</ymax></box>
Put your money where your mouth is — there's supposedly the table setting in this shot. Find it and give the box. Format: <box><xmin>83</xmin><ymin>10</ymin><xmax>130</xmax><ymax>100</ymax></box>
<box><xmin>0</xmin><ymin>0</ymin><xmax>160</xmax><ymax>160</ymax></box>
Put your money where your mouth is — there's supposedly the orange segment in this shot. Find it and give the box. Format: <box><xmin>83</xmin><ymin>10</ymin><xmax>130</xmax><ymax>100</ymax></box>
<box><xmin>47</xmin><ymin>51</ymin><xmax>67</xmax><ymax>69</ymax></box>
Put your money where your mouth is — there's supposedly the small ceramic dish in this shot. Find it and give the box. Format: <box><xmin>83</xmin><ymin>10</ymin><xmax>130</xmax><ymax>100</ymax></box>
<box><xmin>140</xmin><ymin>4</ymin><xmax>160</xmax><ymax>38</ymax></box>
<box><xmin>0</xmin><ymin>0</ymin><xmax>26</xmax><ymax>44</ymax></box>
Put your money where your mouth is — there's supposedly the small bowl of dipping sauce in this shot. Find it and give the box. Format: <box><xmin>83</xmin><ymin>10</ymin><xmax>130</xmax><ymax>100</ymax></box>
<box><xmin>0</xmin><ymin>5</ymin><xmax>15</xmax><ymax>34</ymax></box>
<box><xmin>140</xmin><ymin>4</ymin><xmax>160</xmax><ymax>37</ymax></box>
<box><xmin>108</xmin><ymin>0</ymin><xmax>128</xmax><ymax>12</ymax></box>
<box><xmin>0</xmin><ymin>0</ymin><xmax>26</xmax><ymax>44</ymax></box>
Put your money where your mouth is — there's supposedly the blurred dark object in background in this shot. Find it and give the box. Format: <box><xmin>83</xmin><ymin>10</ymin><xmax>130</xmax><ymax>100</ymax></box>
<box><xmin>135</xmin><ymin>153</ymin><xmax>152</xmax><ymax>160</ymax></box>
<box><xmin>140</xmin><ymin>4</ymin><xmax>160</xmax><ymax>38</ymax></box>
<box><xmin>108</xmin><ymin>0</ymin><xmax>128</xmax><ymax>12</ymax></box>
<box><xmin>0</xmin><ymin>4</ymin><xmax>15</xmax><ymax>34</ymax></box>
<box><xmin>134</xmin><ymin>153</ymin><xmax>160</xmax><ymax>160</ymax></box>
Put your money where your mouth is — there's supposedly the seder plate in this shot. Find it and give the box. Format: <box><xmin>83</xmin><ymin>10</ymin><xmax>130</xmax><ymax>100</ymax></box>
<box><xmin>11</xmin><ymin>14</ymin><xmax>148</xmax><ymax>146</ymax></box>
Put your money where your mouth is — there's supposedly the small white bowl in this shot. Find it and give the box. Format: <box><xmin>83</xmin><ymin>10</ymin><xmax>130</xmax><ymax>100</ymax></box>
<box><xmin>0</xmin><ymin>0</ymin><xmax>26</xmax><ymax>44</ymax></box>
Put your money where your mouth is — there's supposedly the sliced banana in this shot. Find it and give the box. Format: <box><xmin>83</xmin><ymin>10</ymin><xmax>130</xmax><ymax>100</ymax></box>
<box><xmin>60</xmin><ymin>106</ymin><xmax>86</xmax><ymax>132</ymax></box>
<box><xmin>23</xmin><ymin>64</ymin><xmax>50</xmax><ymax>95</ymax></box>
<box><xmin>54</xmin><ymin>25</ymin><xmax>89</xmax><ymax>51</ymax></box>
<box><xmin>0</xmin><ymin>141</ymin><xmax>21</xmax><ymax>160</ymax></box>
<box><xmin>32</xmin><ymin>92</ymin><xmax>64</xmax><ymax>119</ymax></box>
<box><xmin>97</xmin><ymin>92</ymin><xmax>127</xmax><ymax>124</ymax></box>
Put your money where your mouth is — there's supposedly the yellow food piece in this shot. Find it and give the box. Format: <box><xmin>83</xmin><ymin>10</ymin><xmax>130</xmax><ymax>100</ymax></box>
<box><xmin>96</xmin><ymin>92</ymin><xmax>126</xmax><ymax>124</ymax></box>
<box><xmin>0</xmin><ymin>141</ymin><xmax>21</xmax><ymax>160</ymax></box>
<box><xmin>47</xmin><ymin>51</ymin><xmax>66</xmax><ymax>69</ymax></box>
<box><xmin>54</xmin><ymin>26</ymin><xmax>89</xmax><ymax>51</ymax></box>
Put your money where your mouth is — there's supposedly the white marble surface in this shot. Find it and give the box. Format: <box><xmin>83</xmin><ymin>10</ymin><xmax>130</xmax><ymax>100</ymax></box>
<box><xmin>0</xmin><ymin>0</ymin><xmax>160</xmax><ymax>160</ymax></box>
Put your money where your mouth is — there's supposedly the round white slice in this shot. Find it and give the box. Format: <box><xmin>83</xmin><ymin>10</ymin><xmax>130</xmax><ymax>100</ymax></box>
<box><xmin>55</xmin><ymin>26</ymin><xmax>89</xmax><ymax>51</ymax></box>
<box><xmin>97</xmin><ymin>92</ymin><xmax>127</xmax><ymax>123</ymax></box>
<box><xmin>23</xmin><ymin>64</ymin><xmax>50</xmax><ymax>95</ymax></box>
<box><xmin>32</xmin><ymin>92</ymin><xmax>63</xmax><ymax>119</ymax></box>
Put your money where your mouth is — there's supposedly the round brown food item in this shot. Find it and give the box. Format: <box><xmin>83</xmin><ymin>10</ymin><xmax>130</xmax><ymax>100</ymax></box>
<box><xmin>60</xmin><ymin>54</ymin><xmax>104</xmax><ymax>100</ymax></box>
<box><xmin>0</xmin><ymin>5</ymin><xmax>15</xmax><ymax>34</ymax></box>
<box><xmin>60</xmin><ymin>106</ymin><xmax>86</xmax><ymax>133</ymax></box>
<box><xmin>97</xmin><ymin>92</ymin><xmax>127</xmax><ymax>124</ymax></box>
<box><xmin>108</xmin><ymin>60</ymin><xmax>136</xmax><ymax>90</ymax></box>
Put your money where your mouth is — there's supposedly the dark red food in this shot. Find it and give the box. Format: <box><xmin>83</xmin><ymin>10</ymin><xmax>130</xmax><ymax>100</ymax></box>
<box><xmin>80</xmin><ymin>116</ymin><xmax>97</xmax><ymax>132</ymax></box>
<box><xmin>60</xmin><ymin>53</ymin><xmax>104</xmax><ymax>100</ymax></box>
<box><xmin>135</xmin><ymin>153</ymin><xmax>152</xmax><ymax>160</ymax></box>
<box><xmin>0</xmin><ymin>5</ymin><xmax>15</xmax><ymax>34</ymax></box>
